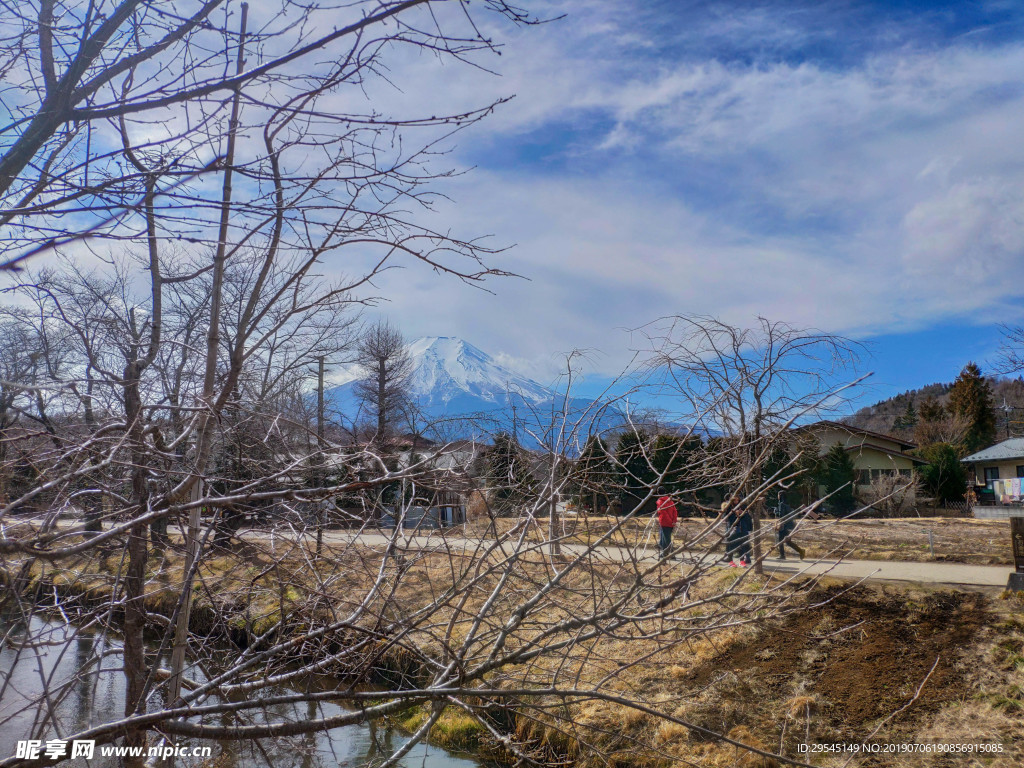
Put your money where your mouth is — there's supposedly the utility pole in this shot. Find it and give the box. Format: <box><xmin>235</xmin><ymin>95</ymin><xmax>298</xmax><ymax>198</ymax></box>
<box><xmin>316</xmin><ymin>355</ymin><xmax>326</xmax><ymax>558</ymax></box>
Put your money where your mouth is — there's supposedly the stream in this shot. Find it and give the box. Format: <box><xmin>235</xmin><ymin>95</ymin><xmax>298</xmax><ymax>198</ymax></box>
<box><xmin>0</xmin><ymin>617</ymin><xmax>486</xmax><ymax>768</ymax></box>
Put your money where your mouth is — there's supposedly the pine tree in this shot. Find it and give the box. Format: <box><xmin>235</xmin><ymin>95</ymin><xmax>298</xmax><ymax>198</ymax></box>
<box><xmin>791</xmin><ymin>433</ymin><xmax>823</xmax><ymax>506</ymax></box>
<box><xmin>816</xmin><ymin>443</ymin><xmax>856</xmax><ymax>514</ymax></box>
<box><xmin>918</xmin><ymin>442</ymin><xmax>967</xmax><ymax>503</ymax></box>
<box><xmin>948</xmin><ymin>362</ymin><xmax>996</xmax><ymax>454</ymax></box>
<box><xmin>568</xmin><ymin>436</ymin><xmax>616</xmax><ymax>513</ymax></box>
<box><xmin>614</xmin><ymin>429</ymin><xmax>656</xmax><ymax>515</ymax></box>
<box><xmin>486</xmin><ymin>432</ymin><xmax>536</xmax><ymax>514</ymax></box>
<box><xmin>894</xmin><ymin>400</ymin><xmax>918</xmax><ymax>430</ymax></box>
<box><xmin>652</xmin><ymin>434</ymin><xmax>700</xmax><ymax>498</ymax></box>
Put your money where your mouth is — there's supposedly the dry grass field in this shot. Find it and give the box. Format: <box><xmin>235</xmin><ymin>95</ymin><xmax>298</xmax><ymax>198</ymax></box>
<box><xmin>11</xmin><ymin>530</ymin><xmax>1023</xmax><ymax>768</ymax></box>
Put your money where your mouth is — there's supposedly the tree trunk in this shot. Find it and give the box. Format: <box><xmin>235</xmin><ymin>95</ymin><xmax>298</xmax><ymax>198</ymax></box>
<box><xmin>122</xmin><ymin>365</ymin><xmax>150</xmax><ymax>762</ymax></box>
<box><xmin>316</xmin><ymin>356</ymin><xmax>325</xmax><ymax>557</ymax></box>
<box><xmin>751</xmin><ymin>497</ymin><xmax>764</xmax><ymax>575</ymax></box>
<box><xmin>377</xmin><ymin>358</ymin><xmax>387</xmax><ymax>440</ymax></box>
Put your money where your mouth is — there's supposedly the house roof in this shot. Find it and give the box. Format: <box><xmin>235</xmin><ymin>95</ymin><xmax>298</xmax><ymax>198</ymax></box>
<box><xmin>961</xmin><ymin>438</ymin><xmax>1024</xmax><ymax>463</ymax></box>
<box><xmin>795</xmin><ymin>420</ymin><xmax>917</xmax><ymax>450</ymax></box>
<box><xmin>843</xmin><ymin>443</ymin><xmax>927</xmax><ymax>464</ymax></box>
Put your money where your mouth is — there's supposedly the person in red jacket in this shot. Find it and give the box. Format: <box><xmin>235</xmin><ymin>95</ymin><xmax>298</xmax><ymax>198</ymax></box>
<box><xmin>655</xmin><ymin>486</ymin><xmax>678</xmax><ymax>559</ymax></box>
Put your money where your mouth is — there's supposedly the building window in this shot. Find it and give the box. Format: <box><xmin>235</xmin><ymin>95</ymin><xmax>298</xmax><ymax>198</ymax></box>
<box><xmin>898</xmin><ymin>468</ymin><xmax>912</xmax><ymax>478</ymax></box>
<box><xmin>984</xmin><ymin>467</ymin><xmax>1001</xmax><ymax>489</ymax></box>
<box><xmin>1016</xmin><ymin>465</ymin><xmax>1024</xmax><ymax>478</ymax></box>
<box><xmin>857</xmin><ymin>469</ymin><xmax>871</xmax><ymax>484</ymax></box>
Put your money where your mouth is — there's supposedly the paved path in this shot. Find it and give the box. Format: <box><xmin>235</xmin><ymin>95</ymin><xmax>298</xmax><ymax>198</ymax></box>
<box><xmin>29</xmin><ymin>519</ymin><xmax>1012</xmax><ymax>589</ymax></box>
<box><xmin>295</xmin><ymin>529</ymin><xmax>1013</xmax><ymax>589</ymax></box>
<box><xmin>754</xmin><ymin>556</ymin><xmax>1008</xmax><ymax>588</ymax></box>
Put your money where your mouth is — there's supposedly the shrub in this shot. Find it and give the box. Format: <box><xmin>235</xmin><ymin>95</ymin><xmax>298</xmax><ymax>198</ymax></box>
<box><xmin>918</xmin><ymin>442</ymin><xmax>967</xmax><ymax>503</ymax></box>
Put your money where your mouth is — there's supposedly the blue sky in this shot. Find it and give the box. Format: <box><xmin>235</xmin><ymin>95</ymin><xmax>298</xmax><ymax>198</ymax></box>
<box><xmin>339</xmin><ymin>0</ymin><xmax>1024</xmax><ymax>408</ymax></box>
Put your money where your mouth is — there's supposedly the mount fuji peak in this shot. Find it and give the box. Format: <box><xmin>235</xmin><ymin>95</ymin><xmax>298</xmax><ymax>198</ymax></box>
<box><xmin>324</xmin><ymin>337</ymin><xmax>557</xmax><ymax>426</ymax></box>
<box><xmin>406</xmin><ymin>337</ymin><xmax>553</xmax><ymax>408</ymax></box>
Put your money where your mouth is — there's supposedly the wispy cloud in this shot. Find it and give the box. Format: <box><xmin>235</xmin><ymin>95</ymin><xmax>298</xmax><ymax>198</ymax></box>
<box><xmin>326</xmin><ymin>1</ymin><xmax>1024</xmax><ymax>382</ymax></box>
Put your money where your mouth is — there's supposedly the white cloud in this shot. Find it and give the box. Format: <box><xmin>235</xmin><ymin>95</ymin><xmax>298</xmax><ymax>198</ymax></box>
<box><xmin>26</xmin><ymin>1</ymin><xmax>1024</xmax><ymax>388</ymax></box>
<box><xmin>340</xmin><ymin>24</ymin><xmax>1024</xmax><ymax>382</ymax></box>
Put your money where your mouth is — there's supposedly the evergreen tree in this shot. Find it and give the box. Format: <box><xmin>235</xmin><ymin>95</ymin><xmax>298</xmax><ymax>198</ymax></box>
<box><xmin>815</xmin><ymin>443</ymin><xmax>857</xmax><ymax>514</ymax></box>
<box><xmin>758</xmin><ymin>443</ymin><xmax>801</xmax><ymax>505</ymax></box>
<box><xmin>652</xmin><ymin>434</ymin><xmax>700</xmax><ymax>498</ymax></box>
<box><xmin>948</xmin><ymin>362</ymin><xmax>996</xmax><ymax>454</ymax></box>
<box><xmin>614</xmin><ymin>428</ymin><xmax>656</xmax><ymax>515</ymax></box>
<box><xmin>568</xmin><ymin>436</ymin><xmax>616</xmax><ymax>513</ymax></box>
<box><xmin>789</xmin><ymin>433</ymin><xmax>823</xmax><ymax>506</ymax></box>
<box><xmin>893</xmin><ymin>400</ymin><xmax>918</xmax><ymax>430</ymax></box>
<box><xmin>917</xmin><ymin>442</ymin><xmax>967</xmax><ymax>503</ymax></box>
<box><xmin>700</xmin><ymin>435</ymin><xmax>734</xmax><ymax>504</ymax></box>
<box><xmin>486</xmin><ymin>432</ymin><xmax>536</xmax><ymax>514</ymax></box>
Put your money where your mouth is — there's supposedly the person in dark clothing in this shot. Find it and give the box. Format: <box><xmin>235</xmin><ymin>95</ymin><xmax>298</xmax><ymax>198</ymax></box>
<box><xmin>655</xmin><ymin>486</ymin><xmax>678</xmax><ymax>559</ymax></box>
<box><xmin>721</xmin><ymin>498</ymin><xmax>752</xmax><ymax>566</ymax></box>
<box><xmin>721</xmin><ymin>500</ymin><xmax>738</xmax><ymax>563</ymax></box>
<box><xmin>772</xmin><ymin>492</ymin><xmax>805</xmax><ymax>560</ymax></box>
<box><xmin>732</xmin><ymin>505</ymin><xmax>753</xmax><ymax>566</ymax></box>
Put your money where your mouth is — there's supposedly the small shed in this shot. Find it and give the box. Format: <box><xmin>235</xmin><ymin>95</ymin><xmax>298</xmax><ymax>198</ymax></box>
<box><xmin>380</xmin><ymin>490</ymin><xmax>466</xmax><ymax>529</ymax></box>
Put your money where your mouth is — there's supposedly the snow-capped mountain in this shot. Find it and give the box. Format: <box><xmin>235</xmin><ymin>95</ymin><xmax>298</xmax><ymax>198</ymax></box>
<box><xmin>325</xmin><ymin>335</ymin><xmax>641</xmax><ymax>445</ymax></box>
<box><xmin>325</xmin><ymin>336</ymin><xmax>556</xmax><ymax>426</ymax></box>
<box><xmin>405</xmin><ymin>337</ymin><xmax>553</xmax><ymax>407</ymax></box>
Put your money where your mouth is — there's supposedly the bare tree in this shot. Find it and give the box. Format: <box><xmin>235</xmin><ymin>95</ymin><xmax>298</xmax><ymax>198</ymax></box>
<box><xmin>0</xmin><ymin>367</ymin><xmax>844</xmax><ymax>768</ymax></box>
<box><xmin>354</xmin><ymin>321</ymin><xmax>414</xmax><ymax>444</ymax></box>
<box><xmin>0</xmin><ymin>313</ymin><xmax>915</xmax><ymax>768</ymax></box>
<box><xmin>0</xmin><ymin>5</ymin><xmax>913</xmax><ymax>767</ymax></box>
<box><xmin>0</xmin><ymin>0</ymin><xmax>537</xmax><ymax>270</ymax></box>
<box><xmin>913</xmin><ymin>410</ymin><xmax>972</xmax><ymax>448</ymax></box>
<box><xmin>998</xmin><ymin>323</ymin><xmax>1024</xmax><ymax>375</ymax></box>
<box><xmin>641</xmin><ymin>315</ymin><xmax>863</xmax><ymax>573</ymax></box>
<box><xmin>0</xmin><ymin>2</ymin><xmax>543</xmax><ymax>762</ymax></box>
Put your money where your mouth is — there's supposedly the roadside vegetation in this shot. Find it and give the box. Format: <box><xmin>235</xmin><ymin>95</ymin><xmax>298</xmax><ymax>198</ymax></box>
<box><xmin>12</xmin><ymin>533</ymin><xmax>1022</xmax><ymax>768</ymax></box>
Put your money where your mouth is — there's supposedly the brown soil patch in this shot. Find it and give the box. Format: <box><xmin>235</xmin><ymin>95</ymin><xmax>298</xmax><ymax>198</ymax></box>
<box><xmin>811</xmin><ymin>590</ymin><xmax>986</xmax><ymax>732</ymax></box>
<box><xmin>680</xmin><ymin>585</ymin><xmax>989</xmax><ymax>743</ymax></box>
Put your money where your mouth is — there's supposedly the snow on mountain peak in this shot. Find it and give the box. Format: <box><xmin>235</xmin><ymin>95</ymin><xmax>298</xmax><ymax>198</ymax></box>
<box><xmin>406</xmin><ymin>336</ymin><xmax>552</xmax><ymax>406</ymax></box>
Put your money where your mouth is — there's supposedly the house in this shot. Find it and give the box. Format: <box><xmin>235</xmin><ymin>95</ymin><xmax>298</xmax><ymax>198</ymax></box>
<box><xmin>961</xmin><ymin>438</ymin><xmax>1024</xmax><ymax>501</ymax></box>
<box><xmin>794</xmin><ymin>421</ymin><xmax>926</xmax><ymax>489</ymax></box>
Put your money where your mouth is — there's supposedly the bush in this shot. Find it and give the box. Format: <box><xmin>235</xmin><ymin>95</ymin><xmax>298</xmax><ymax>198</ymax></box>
<box><xmin>816</xmin><ymin>444</ymin><xmax>857</xmax><ymax>514</ymax></box>
<box><xmin>918</xmin><ymin>443</ymin><xmax>967</xmax><ymax>503</ymax></box>
<box><xmin>858</xmin><ymin>473</ymin><xmax>918</xmax><ymax>517</ymax></box>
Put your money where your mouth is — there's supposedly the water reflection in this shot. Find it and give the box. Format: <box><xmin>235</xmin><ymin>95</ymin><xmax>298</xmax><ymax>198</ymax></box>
<box><xmin>1</xmin><ymin>617</ymin><xmax>481</xmax><ymax>768</ymax></box>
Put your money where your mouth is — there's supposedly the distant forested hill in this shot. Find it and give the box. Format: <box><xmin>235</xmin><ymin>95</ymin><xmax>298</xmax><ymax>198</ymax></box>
<box><xmin>843</xmin><ymin>376</ymin><xmax>1024</xmax><ymax>441</ymax></box>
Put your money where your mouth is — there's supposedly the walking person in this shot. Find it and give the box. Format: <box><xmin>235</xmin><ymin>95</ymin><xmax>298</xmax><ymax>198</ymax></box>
<box><xmin>655</xmin><ymin>486</ymin><xmax>678</xmax><ymax>559</ymax></box>
<box><xmin>732</xmin><ymin>504</ymin><xmax>753</xmax><ymax>567</ymax></box>
<box><xmin>721</xmin><ymin>499</ymin><xmax>739</xmax><ymax>563</ymax></box>
<box><xmin>772</xmin><ymin>491</ymin><xmax>805</xmax><ymax>560</ymax></box>
<box><xmin>720</xmin><ymin>497</ymin><xmax>752</xmax><ymax>567</ymax></box>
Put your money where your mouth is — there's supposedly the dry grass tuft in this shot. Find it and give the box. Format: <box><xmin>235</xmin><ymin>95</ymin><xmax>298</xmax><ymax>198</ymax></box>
<box><xmin>621</xmin><ymin>705</ymin><xmax>649</xmax><ymax>729</ymax></box>
<box><xmin>724</xmin><ymin>726</ymin><xmax>779</xmax><ymax>768</ymax></box>
<box><xmin>654</xmin><ymin>720</ymin><xmax>690</xmax><ymax>745</ymax></box>
<box><xmin>667</xmin><ymin>664</ymin><xmax>689</xmax><ymax>680</ymax></box>
<box><xmin>785</xmin><ymin>695</ymin><xmax>818</xmax><ymax>719</ymax></box>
